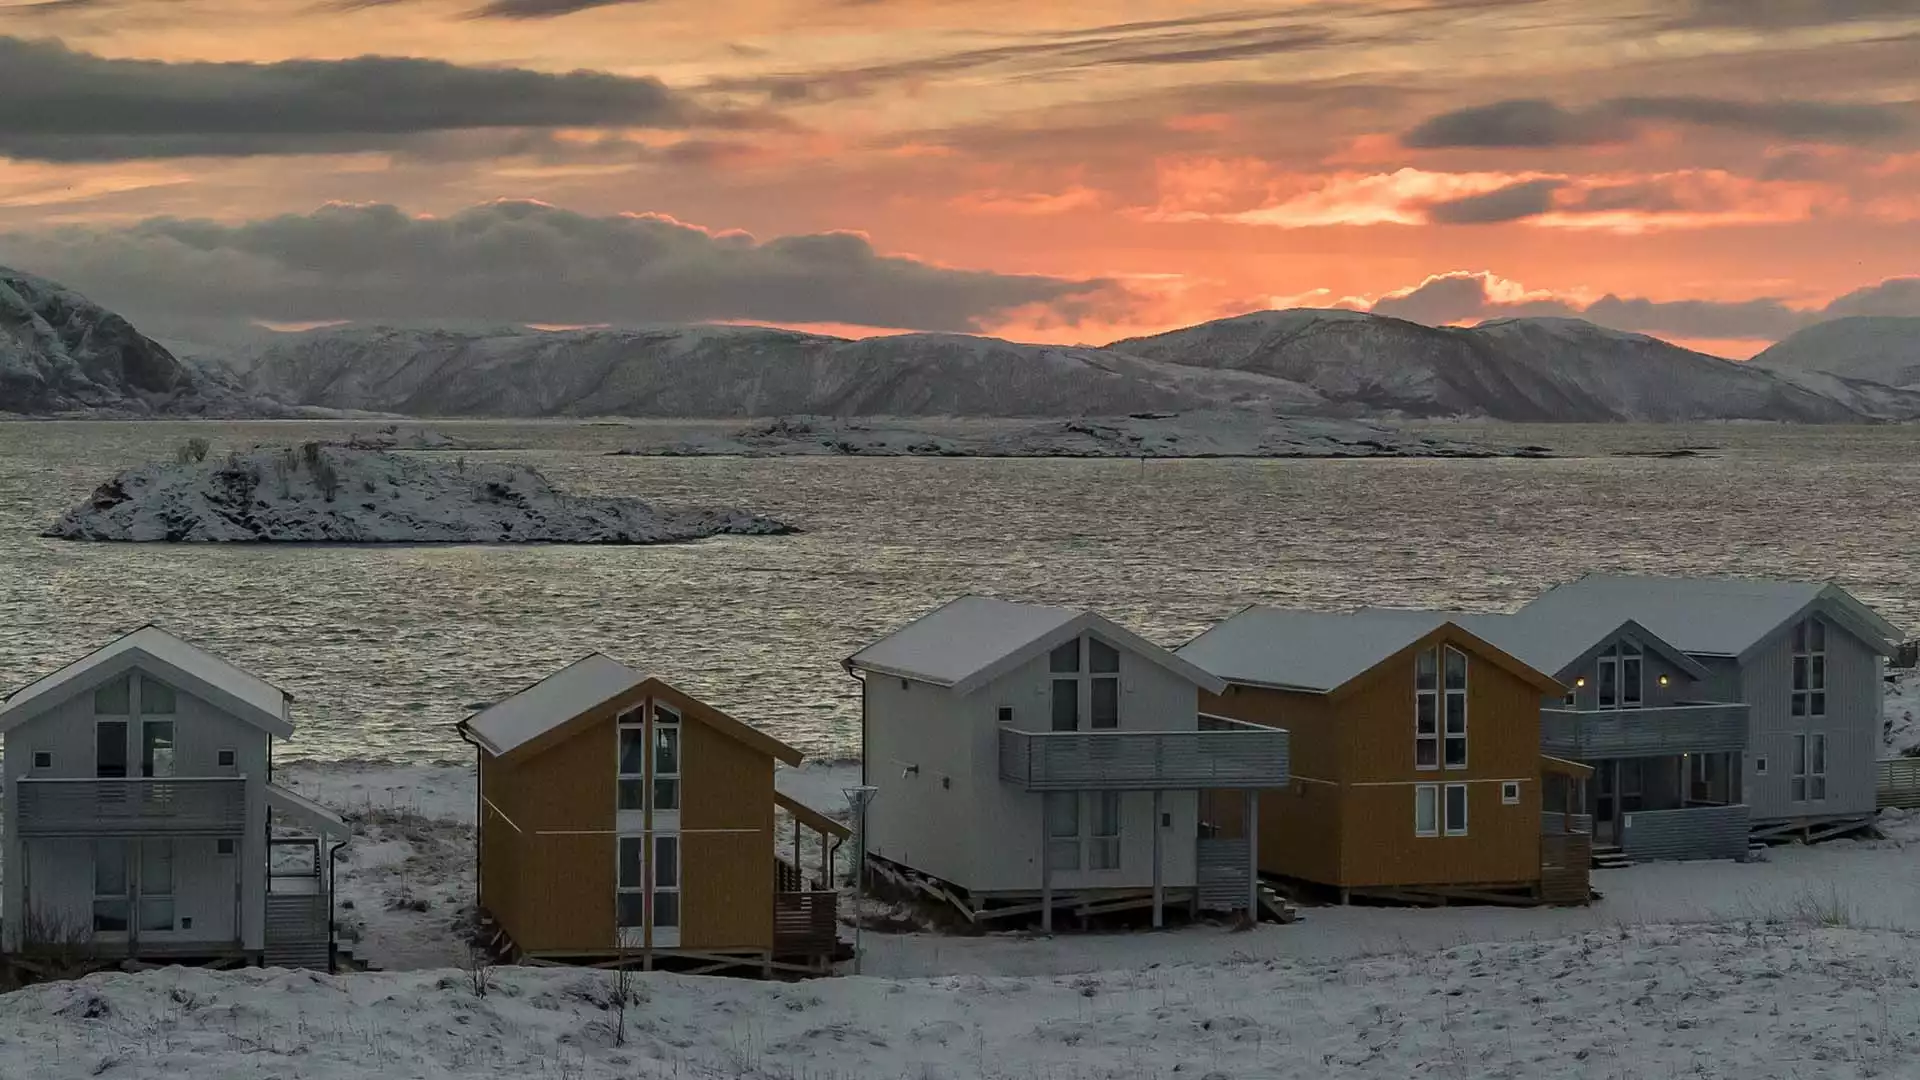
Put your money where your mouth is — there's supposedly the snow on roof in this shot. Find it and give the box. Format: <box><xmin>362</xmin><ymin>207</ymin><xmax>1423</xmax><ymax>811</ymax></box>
<box><xmin>0</xmin><ymin>625</ymin><xmax>292</xmax><ymax>736</ymax></box>
<box><xmin>1178</xmin><ymin>607</ymin><xmax>1465</xmax><ymax>692</ymax></box>
<box><xmin>460</xmin><ymin>653</ymin><xmax>647</xmax><ymax>756</ymax></box>
<box><xmin>1448</xmin><ymin>611</ymin><xmax>1707</xmax><ymax>683</ymax></box>
<box><xmin>847</xmin><ymin>595</ymin><xmax>1225</xmax><ymax>696</ymax></box>
<box><xmin>847</xmin><ymin>596</ymin><xmax>1082</xmax><ymax>687</ymax></box>
<box><xmin>1520</xmin><ymin>575</ymin><xmax>1901</xmax><ymax>658</ymax></box>
<box><xmin>267</xmin><ymin>782</ymin><xmax>349</xmax><ymax>838</ymax></box>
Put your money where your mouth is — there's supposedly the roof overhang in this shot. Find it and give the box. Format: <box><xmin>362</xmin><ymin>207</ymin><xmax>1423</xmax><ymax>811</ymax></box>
<box><xmin>947</xmin><ymin>612</ymin><xmax>1228</xmax><ymax>698</ymax></box>
<box><xmin>1600</xmin><ymin>619</ymin><xmax>1713</xmax><ymax>682</ymax></box>
<box><xmin>1736</xmin><ymin>588</ymin><xmax>1902</xmax><ymax>662</ymax></box>
<box><xmin>267</xmin><ymin>782</ymin><xmax>350</xmax><ymax>838</ymax></box>
<box><xmin>0</xmin><ymin>645</ymin><xmax>293</xmax><ymax>739</ymax></box>
<box><xmin>1327</xmin><ymin>621</ymin><xmax>1565</xmax><ymax>702</ymax></box>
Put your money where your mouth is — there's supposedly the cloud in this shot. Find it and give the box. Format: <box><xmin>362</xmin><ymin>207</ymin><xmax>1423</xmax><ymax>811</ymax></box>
<box><xmin>0</xmin><ymin>35</ymin><xmax>730</xmax><ymax>161</ymax></box>
<box><xmin>1404</xmin><ymin>95</ymin><xmax>1911</xmax><ymax>148</ymax></box>
<box><xmin>333</xmin><ymin>0</ymin><xmax>649</xmax><ymax>18</ymax></box>
<box><xmin>0</xmin><ymin>200</ymin><xmax>1113</xmax><ymax>332</ymax></box>
<box><xmin>1671</xmin><ymin>0</ymin><xmax>1920</xmax><ymax>28</ymax></box>
<box><xmin>1365</xmin><ymin>270</ymin><xmax>1920</xmax><ymax>341</ymax></box>
<box><xmin>1425</xmin><ymin>178</ymin><xmax>1565</xmax><ymax>223</ymax></box>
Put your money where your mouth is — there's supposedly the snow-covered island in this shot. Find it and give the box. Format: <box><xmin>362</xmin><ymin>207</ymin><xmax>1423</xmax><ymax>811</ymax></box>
<box><xmin>43</xmin><ymin>445</ymin><xmax>795</xmax><ymax>543</ymax></box>
<box><xmin>611</xmin><ymin>412</ymin><xmax>1553</xmax><ymax>459</ymax></box>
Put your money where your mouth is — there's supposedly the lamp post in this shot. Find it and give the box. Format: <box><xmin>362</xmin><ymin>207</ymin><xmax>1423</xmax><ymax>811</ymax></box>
<box><xmin>842</xmin><ymin>785</ymin><xmax>878</xmax><ymax>975</ymax></box>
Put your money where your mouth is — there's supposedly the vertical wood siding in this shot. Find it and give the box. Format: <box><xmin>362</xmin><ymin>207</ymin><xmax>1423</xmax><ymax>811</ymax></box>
<box><xmin>678</xmin><ymin>712</ymin><xmax>774</xmax><ymax>950</ymax></box>
<box><xmin>486</xmin><ymin>712</ymin><xmax>617</xmax><ymax>953</ymax></box>
<box><xmin>1741</xmin><ymin>610</ymin><xmax>1881</xmax><ymax>822</ymax></box>
<box><xmin>1200</xmin><ymin>685</ymin><xmax>1344</xmax><ymax>886</ymax></box>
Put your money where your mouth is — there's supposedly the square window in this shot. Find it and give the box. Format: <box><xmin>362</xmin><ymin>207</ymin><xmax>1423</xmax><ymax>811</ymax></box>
<box><xmin>217</xmin><ymin>839</ymin><xmax>235</xmax><ymax>856</ymax></box>
<box><xmin>652</xmin><ymin>778</ymin><xmax>680</xmax><ymax>812</ymax></box>
<box><xmin>1088</xmin><ymin>638</ymin><xmax>1120</xmax><ymax>674</ymax></box>
<box><xmin>1444</xmin><ymin>736</ymin><xmax>1468</xmax><ymax>768</ymax></box>
<box><xmin>1414</xmin><ymin>785</ymin><xmax>1438</xmax><ymax>837</ymax></box>
<box><xmin>997</xmin><ymin>707</ymin><xmax>1014</xmax><ymax>724</ymax></box>
<box><xmin>217</xmin><ymin>748</ymin><xmax>236</xmax><ymax>768</ymax></box>
<box><xmin>1501</xmin><ymin>781</ymin><xmax>1520</xmax><ymax>805</ymax></box>
<box><xmin>616</xmin><ymin>891</ymin><xmax>645</xmax><ymax>929</ymax></box>
<box><xmin>1443</xmin><ymin>784</ymin><xmax>1469</xmax><ymax>836</ymax></box>
<box><xmin>1416</xmin><ymin>739</ymin><xmax>1438</xmax><ymax>769</ymax></box>
<box><xmin>1755</xmin><ymin>756</ymin><xmax>1768</xmax><ymax>776</ymax></box>
<box><xmin>31</xmin><ymin>751</ymin><xmax>50</xmax><ymax>769</ymax></box>
<box><xmin>652</xmin><ymin>890</ymin><xmax>681</xmax><ymax>930</ymax></box>
<box><xmin>618</xmin><ymin>779</ymin><xmax>646</xmax><ymax>810</ymax></box>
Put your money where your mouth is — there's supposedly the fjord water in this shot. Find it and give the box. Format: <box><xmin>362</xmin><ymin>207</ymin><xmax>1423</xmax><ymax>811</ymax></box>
<box><xmin>2</xmin><ymin>419</ymin><xmax>1917</xmax><ymax>764</ymax></box>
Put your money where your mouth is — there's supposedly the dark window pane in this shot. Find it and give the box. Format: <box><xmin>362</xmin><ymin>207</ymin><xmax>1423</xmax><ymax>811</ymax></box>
<box><xmin>1811</xmin><ymin>735</ymin><xmax>1826</xmax><ymax>773</ymax></box>
<box><xmin>1091</xmin><ymin>678</ymin><xmax>1118</xmax><ymax>729</ymax></box>
<box><xmin>1810</xmin><ymin>692</ymin><xmax>1826</xmax><ymax>716</ymax></box>
<box><xmin>1088</xmin><ymin>638</ymin><xmax>1119</xmax><ymax>674</ymax></box>
<box><xmin>1444</xmin><ymin>785</ymin><xmax>1467</xmax><ymax>832</ymax></box>
<box><xmin>141</xmin><ymin>841</ymin><xmax>172</xmax><ymax>895</ymax></box>
<box><xmin>1791</xmin><ymin>778</ymin><xmax>1807</xmax><ymax>801</ymax></box>
<box><xmin>1051</xmin><ymin>680</ymin><xmax>1079</xmax><ymax>731</ymax></box>
<box><xmin>93</xmin><ymin>900</ymin><xmax>129</xmax><ymax>933</ymax></box>
<box><xmin>139</xmin><ymin>898</ymin><xmax>175</xmax><ymax>933</ymax></box>
<box><xmin>1810</xmin><ymin>619</ymin><xmax>1826</xmax><ymax>651</ymax></box>
<box><xmin>653</xmin><ymin>725</ymin><xmax>679</xmax><ymax>776</ymax></box>
<box><xmin>618</xmin><ymin>837</ymin><xmax>643</xmax><ymax>888</ymax></box>
<box><xmin>653</xmin><ymin>836</ymin><xmax>679</xmax><ymax>888</ymax></box>
<box><xmin>1792</xmin><ymin>656</ymin><xmax>1808</xmax><ymax>691</ymax></box>
<box><xmin>141</xmin><ymin>678</ymin><xmax>177</xmax><ymax>715</ymax></box>
<box><xmin>96</xmin><ymin>721</ymin><xmax>128</xmax><ymax>779</ymax></box>
<box><xmin>1444</xmin><ymin>736</ymin><xmax>1467</xmax><ymax>767</ymax></box>
<box><xmin>617</xmin><ymin>892</ymin><xmax>645</xmax><ymax>928</ymax></box>
<box><xmin>93</xmin><ymin>676</ymin><xmax>130</xmax><ymax>715</ymax></box>
<box><xmin>1793</xmin><ymin>622</ymin><xmax>1807</xmax><ymax>652</ymax></box>
<box><xmin>1415</xmin><ymin>648</ymin><xmax>1437</xmax><ymax>691</ymax></box>
<box><xmin>1416</xmin><ymin>739</ymin><xmax>1437</xmax><ymax>768</ymax></box>
<box><xmin>1622</xmin><ymin>659</ymin><xmax>1642</xmax><ymax>706</ymax></box>
<box><xmin>653</xmin><ymin>891</ymin><xmax>680</xmax><ymax>929</ymax></box>
<box><xmin>1794</xmin><ymin>736</ymin><xmax>1807</xmax><ymax>775</ymax></box>
<box><xmin>1049</xmin><ymin>641</ymin><xmax>1080</xmax><ymax>674</ymax></box>
<box><xmin>1047</xmin><ymin>792</ymin><xmax>1078</xmax><ymax>837</ymax></box>
<box><xmin>618</xmin><ymin>729</ymin><xmax>645</xmax><ymax>776</ymax></box>
<box><xmin>1598</xmin><ymin>661</ymin><xmax>1617</xmax><ymax>707</ymax></box>
<box><xmin>94</xmin><ymin>841</ymin><xmax>127</xmax><ymax>895</ymax></box>
<box><xmin>653</xmin><ymin>778</ymin><xmax>680</xmax><ymax>811</ymax></box>
<box><xmin>1791</xmin><ymin>694</ymin><xmax>1806</xmax><ymax>718</ymax></box>
<box><xmin>1443</xmin><ymin>648</ymin><xmax>1466</xmax><ymax>690</ymax></box>
<box><xmin>618</xmin><ymin>779</ymin><xmax>645</xmax><ymax>811</ymax></box>
<box><xmin>1416</xmin><ymin>694</ymin><xmax>1437</xmax><ymax>735</ymax></box>
<box><xmin>1810</xmin><ymin>655</ymin><xmax>1826</xmax><ymax>690</ymax></box>
<box><xmin>1444</xmin><ymin>693</ymin><xmax>1466</xmax><ymax>735</ymax></box>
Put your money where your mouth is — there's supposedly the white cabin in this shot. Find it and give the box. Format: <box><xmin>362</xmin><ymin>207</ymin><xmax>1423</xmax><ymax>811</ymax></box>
<box><xmin>846</xmin><ymin>596</ymin><xmax>1290</xmax><ymax>928</ymax></box>
<box><xmin>0</xmin><ymin>626</ymin><xmax>346</xmax><ymax>969</ymax></box>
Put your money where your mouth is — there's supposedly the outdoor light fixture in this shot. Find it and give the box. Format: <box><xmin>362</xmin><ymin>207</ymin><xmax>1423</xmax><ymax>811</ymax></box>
<box><xmin>1575</xmin><ymin>677</ymin><xmax>1587</xmax><ymax>687</ymax></box>
<box><xmin>1658</xmin><ymin>674</ymin><xmax>1671</xmax><ymax>686</ymax></box>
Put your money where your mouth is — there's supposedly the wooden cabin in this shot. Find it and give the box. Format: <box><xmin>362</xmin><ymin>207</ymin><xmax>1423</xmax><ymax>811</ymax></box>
<box><xmin>457</xmin><ymin>654</ymin><xmax>848</xmax><ymax>975</ymax></box>
<box><xmin>1178</xmin><ymin>608</ymin><xmax>1592</xmax><ymax>906</ymax></box>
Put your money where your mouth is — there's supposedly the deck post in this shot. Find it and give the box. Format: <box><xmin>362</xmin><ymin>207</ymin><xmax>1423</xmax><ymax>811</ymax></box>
<box><xmin>1151</xmin><ymin>790</ymin><xmax>1164</xmax><ymax>929</ymax></box>
<box><xmin>1245</xmin><ymin>789</ymin><xmax>1260</xmax><ymax>919</ymax></box>
<box><xmin>1040</xmin><ymin>794</ymin><xmax>1054</xmax><ymax>933</ymax></box>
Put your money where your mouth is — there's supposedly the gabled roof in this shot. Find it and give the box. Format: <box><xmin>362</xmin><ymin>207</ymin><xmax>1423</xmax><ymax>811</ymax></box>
<box><xmin>267</xmin><ymin>782</ymin><xmax>350</xmax><ymax>838</ymax></box>
<box><xmin>1455</xmin><ymin>612</ymin><xmax>1711</xmax><ymax>683</ymax></box>
<box><xmin>1519</xmin><ymin>574</ymin><xmax>1902</xmax><ymax>658</ymax></box>
<box><xmin>845</xmin><ymin>595</ymin><xmax>1227</xmax><ymax>697</ymax></box>
<box><xmin>458</xmin><ymin>652</ymin><xmax>803</xmax><ymax>766</ymax></box>
<box><xmin>0</xmin><ymin>625</ymin><xmax>293</xmax><ymax>738</ymax></box>
<box><xmin>1176</xmin><ymin>607</ymin><xmax>1562</xmax><ymax>695</ymax></box>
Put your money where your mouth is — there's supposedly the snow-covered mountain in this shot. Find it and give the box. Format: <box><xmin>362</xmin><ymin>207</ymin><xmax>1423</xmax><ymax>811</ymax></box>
<box><xmin>0</xmin><ymin>267</ymin><xmax>261</xmax><ymax>416</ymax></box>
<box><xmin>1748</xmin><ymin>316</ymin><xmax>1920</xmax><ymax>390</ymax></box>
<box><xmin>1110</xmin><ymin>310</ymin><xmax>1873</xmax><ymax>423</ymax></box>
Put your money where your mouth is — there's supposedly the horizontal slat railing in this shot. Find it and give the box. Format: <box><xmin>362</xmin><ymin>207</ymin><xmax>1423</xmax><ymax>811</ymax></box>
<box><xmin>14</xmin><ymin>777</ymin><xmax>247</xmax><ymax>836</ymax></box>
<box><xmin>1540</xmin><ymin>703</ymin><xmax>1748</xmax><ymax>760</ymax></box>
<box><xmin>1540</xmin><ymin>811</ymin><xmax>1594</xmax><ymax>836</ymax></box>
<box><xmin>1878</xmin><ymin>757</ymin><xmax>1920</xmax><ymax>810</ymax></box>
<box><xmin>1619</xmin><ymin>804</ymin><xmax>1750</xmax><ymax>862</ymax></box>
<box><xmin>1196</xmin><ymin>837</ymin><xmax>1250</xmax><ymax>912</ymax></box>
<box><xmin>774</xmin><ymin>891</ymin><xmax>838</xmax><ymax>955</ymax></box>
<box><xmin>999</xmin><ymin>716</ymin><xmax>1289</xmax><ymax>791</ymax></box>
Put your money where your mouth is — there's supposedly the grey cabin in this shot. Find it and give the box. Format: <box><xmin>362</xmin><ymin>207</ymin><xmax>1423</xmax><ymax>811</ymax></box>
<box><xmin>1520</xmin><ymin>575</ymin><xmax>1900</xmax><ymax>841</ymax></box>
<box><xmin>0</xmin><ymin>626</ymin><xmax>348</xmax><ymax>971</ymax></box>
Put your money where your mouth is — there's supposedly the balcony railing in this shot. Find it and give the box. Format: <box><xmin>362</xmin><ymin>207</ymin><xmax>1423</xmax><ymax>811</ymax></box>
<box><xmin>13</xmin><ymin>777</ymin><xmax>247</xmax><ymax>837</ymax></box>
<box><xmin>998</xmin><ymin>715</ymin><xmax>1290</xmax><ymax>792</ymax></box>
<box><xmin>1541</xmin><ymin>811</ymin><xmax>1594</xmax><ymax>836</ymax></box>
<box><xmin>1540</xmin><ymin>703</ymin><xmax>1748</xmax><ymax>760</ymax></box>
<box><xmin>1619</xmin><ymin>804</ymin><xmax>1751</xmax><ymax>862</ymax></box>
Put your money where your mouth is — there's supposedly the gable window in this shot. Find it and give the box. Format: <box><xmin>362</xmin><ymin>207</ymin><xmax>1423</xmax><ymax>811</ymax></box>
<box><xmin>652</xmin><ymin>703</ymin><xmax>682</xmax><ymax>812</ymax></box>
<box><xmin>1050</xmin><ymin>642</ymin><xmax>1080</xmax><ymax>732</ymax></box>
<box><xmin>1443</xmin><ymin>648</ymin><xmax>1468</xmax><ymax>768</ymax></box>
<box><xmin>1050</xmin><ymin>636</ymin><xmax>1122</xmax><ymax>731</ymax></box>
<box><xmin>617</xmin><ymin>707</ymin><xmax>646</xmax><ymax>811</ymax></box>
<box><xmin>141</xmin><ymin>677</ymin><xmax>177</xmax><ymax>715</ymax></box>
<box><xmin>1596</xmin><ymin>641</ymin><xmax>1642</xmax><ymax>710</ymax></box>
<box><xmin>1792</xmin><ymin>618</ymin><xmax>1827</xmax><ymax>718</ymax></box>
<box><xmin>96</xmin><ymin>720</ymin><xmax>129</xmax><ymax>779</ymax></box>
<box><xmin>1414</xmin><ymin>784</ymin><xmax>1439</xmax><ymax>837</ymax></box>
<box><xmin>93</xmin><ymin>675</ymin><xmax>130</xmax><ymax>715</ymax></box>
<box><xmin>1415</xmin><ymin>649</ymin><xmax>1439</xmax><ymax>770</ymax></box>
<box><xmin>1089</xmin><ymin>639</ymin><xmax>1120</xmax><ymax>730</ymax></box>
<box><xmin>1443</xmin><ymin>784</ymin><xmax>1469</xmax><ymax>836</ymax></box>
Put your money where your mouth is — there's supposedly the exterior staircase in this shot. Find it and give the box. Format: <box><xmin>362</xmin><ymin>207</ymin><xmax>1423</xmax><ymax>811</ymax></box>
<box><xmin>1591</xmin><ymin>844</ymin><xmax>1634</xmax><ymax>871</ymax></box>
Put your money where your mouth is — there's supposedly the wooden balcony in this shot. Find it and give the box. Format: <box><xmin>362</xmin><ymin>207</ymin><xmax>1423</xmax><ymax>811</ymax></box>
<box><xmin>998</xmin><ymin>715</ymin><xmax>1290</xmax><ymax>792</ymax></box>
<box><xmin>1540</xmin><ymin>703</ymin><xmax>1748</xmax><ymax>760</ymax></box>
<box><xmin>12</xmin><ymin>777</ymin><xmax>246</xmax><ymax>837</ymax></box>
<box><xmin>773</xmin><ymin>891</ymin><xmax>838</xmax><ymax>958</ymax></box>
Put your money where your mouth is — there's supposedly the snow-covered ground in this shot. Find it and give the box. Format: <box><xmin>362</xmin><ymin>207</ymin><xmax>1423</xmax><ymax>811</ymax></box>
<box><xmin>43</xmin><ymin>445</ymin><xmax>793</xmax><ymax>543</ymax></box>
<box><xmin>7</xmin><ymin>923</ymin><xmax>1920</xmax><ymax>1079</ymax></box>
<box><xmin>1886</xmin><ymin>669</ymin><xmax>1920</xmax><ymax>757</ymax></box>
<box><xmin>612</xmin><ymin>412</ymin><xmax>1544</xmax><ymax>459</ymax></box>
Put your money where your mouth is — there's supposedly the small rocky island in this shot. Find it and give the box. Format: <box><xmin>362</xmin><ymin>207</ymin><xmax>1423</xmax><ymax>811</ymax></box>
<box><xmin>611</xmin><ymin>412</ymin><xmax>1550</xmax><ymax>459</ymax></box>
<box><xmin>46</xmin><ymin>444</ymin><xmax>794</xmax><ymax>543</ymax></box>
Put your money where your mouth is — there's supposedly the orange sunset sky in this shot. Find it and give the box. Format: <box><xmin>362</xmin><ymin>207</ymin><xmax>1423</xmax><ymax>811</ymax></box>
<box><xmin>0</xmin><ymin>0</ymin><xmax>1916</xmax><ymax>356</ymax></box>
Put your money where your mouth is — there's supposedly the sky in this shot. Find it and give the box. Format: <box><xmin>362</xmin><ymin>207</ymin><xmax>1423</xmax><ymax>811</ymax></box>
<box><xmin>0</xmin><ymin>0</ymin><xmax>1916</xmax><ymax>356</ymax></box>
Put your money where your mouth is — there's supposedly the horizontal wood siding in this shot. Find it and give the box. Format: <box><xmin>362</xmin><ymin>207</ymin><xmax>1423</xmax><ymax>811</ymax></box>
<box><xmin>1539</xmin><ymin>835</ymin><xmax>1591</xmax><ymax>904</ymax></box>
<box><xmin>1200</xmin><ymin>686</ymin><xmax>1344</xmax><ymax>886</ymax></box>
<box><xmin>1195</xmin><ymin>837</ymin><xmax>1250</xmax><ymax>911</ymax></box>
<box><xmin>678</xmin><ymin>705</ymin><xmax>774</xmax><ymax>951</ymax></box>
<box><xmin>1880</xmin><ymin>757</ymin><xmax>1920</xmax><ymax>809</ymax></box>
<box><xmin>1619</xmin><ymin>805</ymin><xmax>1751</xmax><ymax>862</ymax></box>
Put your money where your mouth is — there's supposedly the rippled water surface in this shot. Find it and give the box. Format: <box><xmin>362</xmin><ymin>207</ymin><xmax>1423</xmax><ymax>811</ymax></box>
<box><xmin>3</xmin><ymin>420</ymin><xmax>1917</xmax><ymax>764</ymax></box>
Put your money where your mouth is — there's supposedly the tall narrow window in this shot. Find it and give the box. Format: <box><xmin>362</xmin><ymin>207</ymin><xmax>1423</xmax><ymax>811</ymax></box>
<box><xmin>1597</xmin><ymin>648</ymin><xmax>1619</xmax><ymax>709</ymax></box>
<box><xmin>616</xmin><ymin>835</ymin><xmax>645</xmax><ymax>930</ymax></box>
<box><xmin>616</xmin><ymin>707</ymin><xmax>646</xmax><ymax>811</ymax></box>
<box><xmin>96</xmin><ymin>720</ymin><xmax>128</xmax><ymax>779</ymax></box>
<box><xmin>1443</xmin><ymin>784</ymin><xmax>1469</xmax><ymax>836</ymax></box>
<box><xmin>1050</xmin><ymin>640</ymin><xmax>1080</xmax><ymax>732</ymax></box>
<box><xmin>1089</xmin><ymin>792</ymin><xmax>1121</xmax><ymax>870</ymax></box>
<box><xmin>1443</xmin><ymin>648</ymin><xmax>1468</xmax><ymax>768</ymax></box>
<box><xmin>93</xmin><ymin>675</ymin><xmax>130</xmax><ymax>716</ymax></box>
<box><xmin>139</xmin><ymin>840</ymin><xmax>175</xmax><ymax>933</ymax></box>
<box><xmin>1809</xmin><ymin>733</ymin><xmax>1827</xmax><ymax>801</ymax></box>
<box><xmin>1793</xmin><ymin>618</ymin><xmax>1827</xmax><ymax>718</ymax></box>
<box><xmin>1415</xmin><ymin>648</ymin><xmax>1439</xmax><ymax>770</ymax></box>
<box><xmin>652</xmin><ymin>703</ymin><xmax>681</xmax><ymax>812</ymax></box>
<box><xmin>1620</xmin><ymin>642</ymin><xmax>1643</xmax><ymax>708</ymax></box>
<box><xmin>1619</xmin><ymin>759</ymin><xmax>1644</xmax><ymax>812</ymax></box>
<box><xmin>140</xmin><ymin>677</ymin><xmax>177</xmax><ymax>715</ymax></box>
<box><xmin>1089</xmin><ymin>638</ymin><xmax>1120</xmax><ymax>730</ymax></box>
<box><xmin>141</xmin><ymin>721</ymin><xmax>175</xmax><ymax>779</ymax></box>
<box><xmin>1045</xmin><ymin>792</ymin><xmax>1081</xmax><ymax>871</ymax></box>
<box><xmin>1414</xmin><ymin>784</ymin><xmax>1439</xmax><ymax>837</ymax></box>
<box><xmin>652</xmin><ymin>835</ymin><xmax>681</xmax><ymax>931</ymax></box>
<box><xmin>1791</xmin><ymin>734</ymin><xmax>1808</xmax><ymax>801</ymax></box>
<box><xmin>93</xmin><ymin>841</ymin><xmax>129</xmax><ymax>932</ymax></box>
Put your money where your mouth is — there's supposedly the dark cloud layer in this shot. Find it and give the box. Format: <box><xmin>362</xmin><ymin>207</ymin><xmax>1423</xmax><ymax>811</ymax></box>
<box><xmin>0</xmin><ymin>201</ymin><xmax>1109</xmax><ymax>331</ymax></box>
<box><xmin>332</xmin><ymin>0</ymin><xmax>649</xmax><ymax>18</ymax></box>
<box><xmin>1371</xmin><ymin>272</ymin><xmax>1920</xmax><ymax>342</ymax></box>
<box><xmin>1672</xmin><ymin>0</ymin><xmax>1920</xmax><ymax>28</ymax></box>
<box><xmin>0</xmin><ymin>35</ymin><xmax>713</xmax><ymax>161</ymax></box>
<box><xmin>1405</xmin><ymin>95</ymin><xmax>1911</xmax><ymax>148</ymax></box>
<box><xmin>1425</xmin><ymin>178</ymin><xmax>1566</xmax><ymax>223</ymax></box>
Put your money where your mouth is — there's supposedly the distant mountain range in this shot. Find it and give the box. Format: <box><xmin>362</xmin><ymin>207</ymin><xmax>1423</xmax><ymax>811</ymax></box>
<box><xmin>4</xmin><ymin>265</ymin><xmax>1918</xmax><ymax>423</ymax></box>
<box><xmin>1749</xmin><ymin>316</ymin><xmax>1920</xmax><ymax>390</ymax></box>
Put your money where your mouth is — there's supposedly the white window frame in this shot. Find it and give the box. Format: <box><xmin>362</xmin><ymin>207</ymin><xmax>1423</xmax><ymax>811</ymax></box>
<box><xmin>1442</xmin><ymin>646</ymin><xmax>1468</xmax><ymax>770</ymax></box>
<box><xmin>1046</xmin><ymin>792</ymin><xmax>1123</xmax><ymax>872</ymax></box>
<box><xmin>30</xmin><ymin>750</ymin><xmax>50</xmax><ymax>770</ymax></box>
<box><xmin>1089</xmin><ymin>792</ymin><xmax>1122</xmax><ymax>871</ymax></box>
<box><xmin>616</xmin><ymin>833</ymin><xmax>646</xmax><ymax>945</ymax></box>
<box><xmin>1808</xmin><ymin>732</ymin><xmax>1827</xmax><ymax>801</ymax></box>
<box><xmin>616</xmin><ymin>705</ymin><xmax>646</xmax><ymax>813</ymax></box>
<box><xmin>1501</xmin><ymin>781</ymin><xmax>1520</xmax><ymax>805</ymax></box>
<box><xmin>651</xmin><ymin>702</ymin><xmax>682</xmax><ymax>815</ymax></box>
<box><xmin>1443</xmin><ymin>783</ymin><xmax>1469</xmax><ymax>836</ymax></box>
<box><xmin>651</xmin><ymin>833</ymin><xmax>681</xmax><ymax>946</ymax></box>
<box><xmin>216</xmin><ymin>747</ymin><xmax>237</xmax><ymax>770</ymax></box>
<box><xmin>1415</xmin><ymin>648</ymin><xmax>1439</xmax><ymax>771</ymax></box>
<box><xmin>1755</xmin><ymin>755</ymin><xmax>1769</xmax><ymax>776</ymax></box>
<box><xmin>1045</xmin><ymin>792</ymin><xmax>1081</xmax><ymax>870</ymax></box>
<box><xmin>1791</xmin><ymin>734</ymin><xmax>1808</xmax><ymax>802</ymax></box>
<box><xmin>1049</xmin><ymin>636</ymin><xmax>1123</xmax><ymax>732</ymax></box>
<box><xmin>1414</xmin><ymin>784</ymin><xmax>1439</xmax><ymax>837</ymax></box>
<box><xmin>1792</xmin><ymin>617</ymin><xmax>1827</xmax><ymax>719</ymax></box>
<box><xmin>93</xmin><ymin>840</ymin><xmax>130</xmax><ymax>936</ymax></box>
<box><xmin>1619</xmin><ymin>641</ymin><xmax>1643</xmax><ymax>709</ymax></box>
